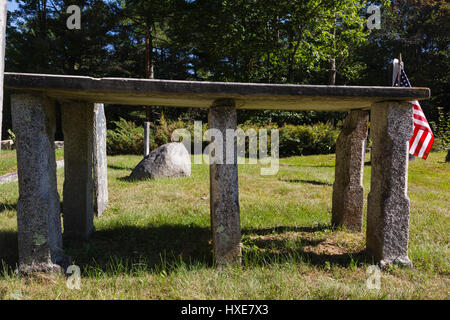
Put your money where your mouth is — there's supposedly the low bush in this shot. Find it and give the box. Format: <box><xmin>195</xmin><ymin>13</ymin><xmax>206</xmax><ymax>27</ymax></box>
<box><xmin>106</xmin><ymin>117</ymin><xmax>340</xmax><ymax>157</ymax></box>
<box><xmin>106</xmin><ymin>118</ymin><xmax>145</xmax><ymax>155</ymax></box>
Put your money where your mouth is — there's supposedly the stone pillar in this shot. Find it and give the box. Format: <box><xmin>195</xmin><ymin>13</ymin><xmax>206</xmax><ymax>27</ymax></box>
<box><xmin>208</xmin><ymin>99</ymin><xmax>241</xmax><ymax>267</ymax></box>
<box><xmin>367</xmin><ymin>101</ymin><xmax>413</xmax><ymax>268</ymax></box>
<box><xmin>61</xmin><ymin>101</ymin><xmax>95</xmax><ymax>239</ymax></box>
<box><xmin>0</xmin><ymin>0</ymin><xmax>7</xmax><ymax>151</ymax></box>
<box><xmin>93</xmin><ymin>103</ymin><xmax>108</xmax><ymax>216</ymax></box>
<box><xmin>332</xmin><ymin>110</ymin><xmax>369</xmax><ymax>232</ymax></box>
<box><xmin>11</xmin><ymin>94</ymin><xmax>64</xmax><ymax>274</ymax></box>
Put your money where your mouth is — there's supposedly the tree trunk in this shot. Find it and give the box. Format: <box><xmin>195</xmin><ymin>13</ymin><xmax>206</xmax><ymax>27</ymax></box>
<box><xmin>329</xmin><ymin>58</ymin><xmax>336</xmax><ymax>85</ymax></box>
<box><xmin>144</xmin><ymin>24</ymin><xmax>154</xmax><ymax>156</ymax></box>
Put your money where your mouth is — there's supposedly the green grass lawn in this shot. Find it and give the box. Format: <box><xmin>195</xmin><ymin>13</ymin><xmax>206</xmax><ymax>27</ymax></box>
<box><xmin>0</xmin><ymin>151</ymin><xmax>448</xmax><ymax>299</ymax></box>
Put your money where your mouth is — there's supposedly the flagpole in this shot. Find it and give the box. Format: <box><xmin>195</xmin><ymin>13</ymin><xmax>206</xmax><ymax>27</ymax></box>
<box><xmin>395</xmin><ymin>54</ymin><xmax>416</xmax><ymax>161</ymax></box>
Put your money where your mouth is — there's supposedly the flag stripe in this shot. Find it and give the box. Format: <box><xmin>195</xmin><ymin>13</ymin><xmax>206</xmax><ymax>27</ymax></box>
<box><xmin>413</xmin><ymin>108</ymin><xmax>426</xmax><ymax>117</ymax></box>
<box><xmin>418</xmin><ymin>132</ymin><xmax>432</xmax><ymax>158</ymax></box>
<box><xmin>413</xmin><ymin>113</ymin><xmax>428</xmax><ymax>123</ymax></box>
<box><xmin>395</xmin><ymin>68</ymin><xmax>434</xmax><ymax>159</ymax></box>
<box><xmin>410</xmin><ymin>129</ymin><xmax>424</xmax><ymax>153</ymax></box>
<box><xmin>423</xmin><ymin>135</ymin><xmax>434</xmax><ymax>160</ymax></box>
<box><xmin>413</xmin><ymin>118</ymin><xmax>431</xmax><ymax>130</ymax></box>
<box><xmin>409</xmin><ymin>128</ymin><xmax>419</xmax><ymax>149</ymax></box>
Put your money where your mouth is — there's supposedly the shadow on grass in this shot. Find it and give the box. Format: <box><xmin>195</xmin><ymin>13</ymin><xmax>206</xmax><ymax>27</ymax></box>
<box><xmin>0</xmin><ymin>223</ymin><xmax>373</xmax><ymax>276</ymax></box>
<box><xmin>107</xmin><ymin>164</ymin><xmax>136</xmax><ymax>171</ymax></box>
<box><xmin>0</xmin><ymin>230</ymin><xmax>18</xmax><ymax>269</ymax></box>
<box><xmin>280</xmin><ymin>179</ymin><xmax>332</xmax><ymax>186</ymax></box>
<box><xmin>0</xmin><ymin>202</ymin><xmax>17</xmax><ymax>214</ymax></box>
<box><xmin>63</xmin><ymin>224</ymin><xmax>213</xmax><ymax>273</ymax></box>
<box><xmin>117</xmin><ymin>175</ymin><xmax>135</xmax><ymax>182</ymax></box>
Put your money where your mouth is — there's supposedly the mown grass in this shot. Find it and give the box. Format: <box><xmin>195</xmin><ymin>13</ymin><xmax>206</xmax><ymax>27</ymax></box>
<box><xmin>0</xmin><ymin>151</ymin><xmax>448</xmax><ymax>299</ymax></box>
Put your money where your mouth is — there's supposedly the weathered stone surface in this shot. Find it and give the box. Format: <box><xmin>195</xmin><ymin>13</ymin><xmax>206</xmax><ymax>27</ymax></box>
<box><xmin>54</xmin><ymin>141</ymin><xmax>64</xmax><ymax>149</ymax></box>
<box><xmin>367</xmin><ymin>101</ymin><xmax>413</xmax><ymax>268</ymax></box>
<box><xmin>332</xmin><ymin>110</ymin><xmax>369</xmax><ymax>232</ymax></box>
<box><xmin>1</xmin><ymin>139</ymin><xmax>13</xmax><ymax>150</ymax></box>
<box><xmin>0</xmin><ymin>160</ymin><xmax>64</xmax><ymax>185</ymax></box>
<box><xmin>0</xmin><ymin>1</ymin><xmax>7</xmax><ymax>151</ymax></box>
<box><xmin>11</xmin><ymin>94</ymin><xmax>65</xmax><ymax>273</ymax></box>
<box><xmin>4</xmin><ymin>73</ymin><xmax>430</xmax><ymax>111</ymax></box>
<box><xmin>61</xmin><ymin>102</ymin><xmax>95</xmax><ymax>240</ymax></box>
<box><xmin>209</xmin><ymin>99</ymin><xmax>241</xmax><ymax>267</ymax></box>
<box><xmin>129</xmin><ymin>142</ymin><xmax>191</xmax><ymax>180</ymax></box>
<box><xmin>93</xmin><ymin>103</ymin><xmax>108</xmax><ymax>216</ymax></box>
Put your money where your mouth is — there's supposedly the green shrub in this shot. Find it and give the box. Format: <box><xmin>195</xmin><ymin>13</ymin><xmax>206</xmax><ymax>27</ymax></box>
<box><xmin>278</xmin><ymin>123</ymin><xmax>339</xmax><ymax>157</ymax></box>
<box><xmin>430</xmin><ymin>106</ymin><xmax>449</xmax><ymax>152</ymax></box>
<box><xmin>7</xmin><ymin>129</ymin><xmax>16</xmax><ymax>146</ymax></box>
<box><xmin>106</xmin><ymin>117</ymin><xmax>340</xmax><ymax>157</ymax></box>
<box><xmin>106</xmin><ymin>118</ymin><xmax>144</xmax><ymax>155</ymax></box>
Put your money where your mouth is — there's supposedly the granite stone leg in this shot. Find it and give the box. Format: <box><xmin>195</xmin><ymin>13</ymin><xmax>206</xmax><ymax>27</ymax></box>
<box><xmin>332</xmin><ymin>110</ymin><xmax>369</xmax><ymax>232</ymax></box>
<box><xmin>11</xmin><ymin>94</ymin><xmax>64</xmax><ymax>274</ymax></box>
<box><xmin>93</xmin><ymin>103</ymin><xmax>108</xmax><ymax>217</ymax></box>
<box><xmin>209</xmin><ymin>99</ymin><xmax>241</xmax><ymax>267</ymax></box>
<box><xmin>367</xmin><ymin>101</ymin><xmax>413</xmax><ymax>268</ymax></box>
<box><xmin>0</xmin><ymin>0</ymin><xmax>7</xmax><ymax>151</ymax></box>
<box><xmin>61</xmin><ymin>101</ymin><xmax>95</xmax><ymax>239</ymax></box>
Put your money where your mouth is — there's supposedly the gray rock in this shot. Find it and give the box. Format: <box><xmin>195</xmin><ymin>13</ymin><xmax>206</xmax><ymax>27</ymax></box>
<box><xmin>1</xmin><ymin>139</ymin><xmax>13</xmax><ymax>150</ymax></box>
<box><xmin>54</xmin><ymin>141</ymin><xmax>64</xmax><ymax>149</ymax></box>
<box><xmin>332</xmin><ymin>110</ymin><xmax>369</xmax><ymax>232</ymax></box>
<box><xmin>367</xmin><ymin>101</ymin><xmax>413</xmax><ymax>268</ymax></box>
<box><xmin>129</xmin><ymin>142</ymin><xmax>191</xmax><ymax>180</ymax></box>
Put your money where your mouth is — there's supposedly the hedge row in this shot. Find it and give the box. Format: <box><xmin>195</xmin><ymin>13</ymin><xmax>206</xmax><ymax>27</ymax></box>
<box><xmin>106</xmin><ymin>116</ymin><xmax>340</xmax><ymax>157</ymax></box>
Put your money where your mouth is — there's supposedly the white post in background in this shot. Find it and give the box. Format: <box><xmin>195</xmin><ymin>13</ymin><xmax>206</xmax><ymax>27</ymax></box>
<box><xmin>0</xmin><ymin>0</ymin><xmax>7</xmax><ymax>152</ymax></box>
<box><xmin>144</xmin><ymin>121</ymin><xmax>150</xmax><ymax>156</ymax></box>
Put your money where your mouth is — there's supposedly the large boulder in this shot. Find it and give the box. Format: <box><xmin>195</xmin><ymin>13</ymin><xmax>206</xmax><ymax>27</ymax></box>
<box><xmin>1</xmin><ymin>139</ymin><xmax>14</xmax><ymax>150</ymax></box>
<box><xmin>129</xmin><ymin>142</ymin><xmax>191</xmax><ymax>180</ymax></box>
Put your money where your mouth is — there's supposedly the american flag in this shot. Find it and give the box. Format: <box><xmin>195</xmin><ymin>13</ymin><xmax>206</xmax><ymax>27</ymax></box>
<box><xmin>394</xmin><ymin>67</ymin><xmax>434</xmax><ymax>159</ymax></box>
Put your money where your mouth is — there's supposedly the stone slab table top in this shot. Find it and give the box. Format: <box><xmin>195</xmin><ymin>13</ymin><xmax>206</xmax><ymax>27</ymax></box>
<box><xmin>4</xmin><ymin>72</ymin><xmax>430</xmax><ymax>111</ymax></box>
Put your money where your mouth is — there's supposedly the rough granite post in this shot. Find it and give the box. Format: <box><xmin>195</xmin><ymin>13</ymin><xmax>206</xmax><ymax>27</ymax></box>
<box><xmin>209</xmin><ymin>99</ymin><xmax>241</xmax><ymax>267</ymax></box>
<box><xmin>11</xmin><ymin>94</ymin><xmax>65</xmax><ymax>274</ymax></box>
<box><xmin>332</xmin><ymin>110</ymin><xmax>369</xmax><ymax>232</ymax></box>
<box><xmin>93</xmin><ymin>103</ymin><xmax>108</xmax><ymax>216</ymax></box>
<box><xmin>61</xmin><ymin>101</ymin><xmax>95</xmax><ymax>239</ymax></box>
<box><xmin>367</xmin><ymin>101</ymin><xmax>414</xmax><ymax>268</ymax></box>
<box><xmin>0</xmin><ymin>0</ymin><xmax>7</xmax><ymax>151</ymax></box>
